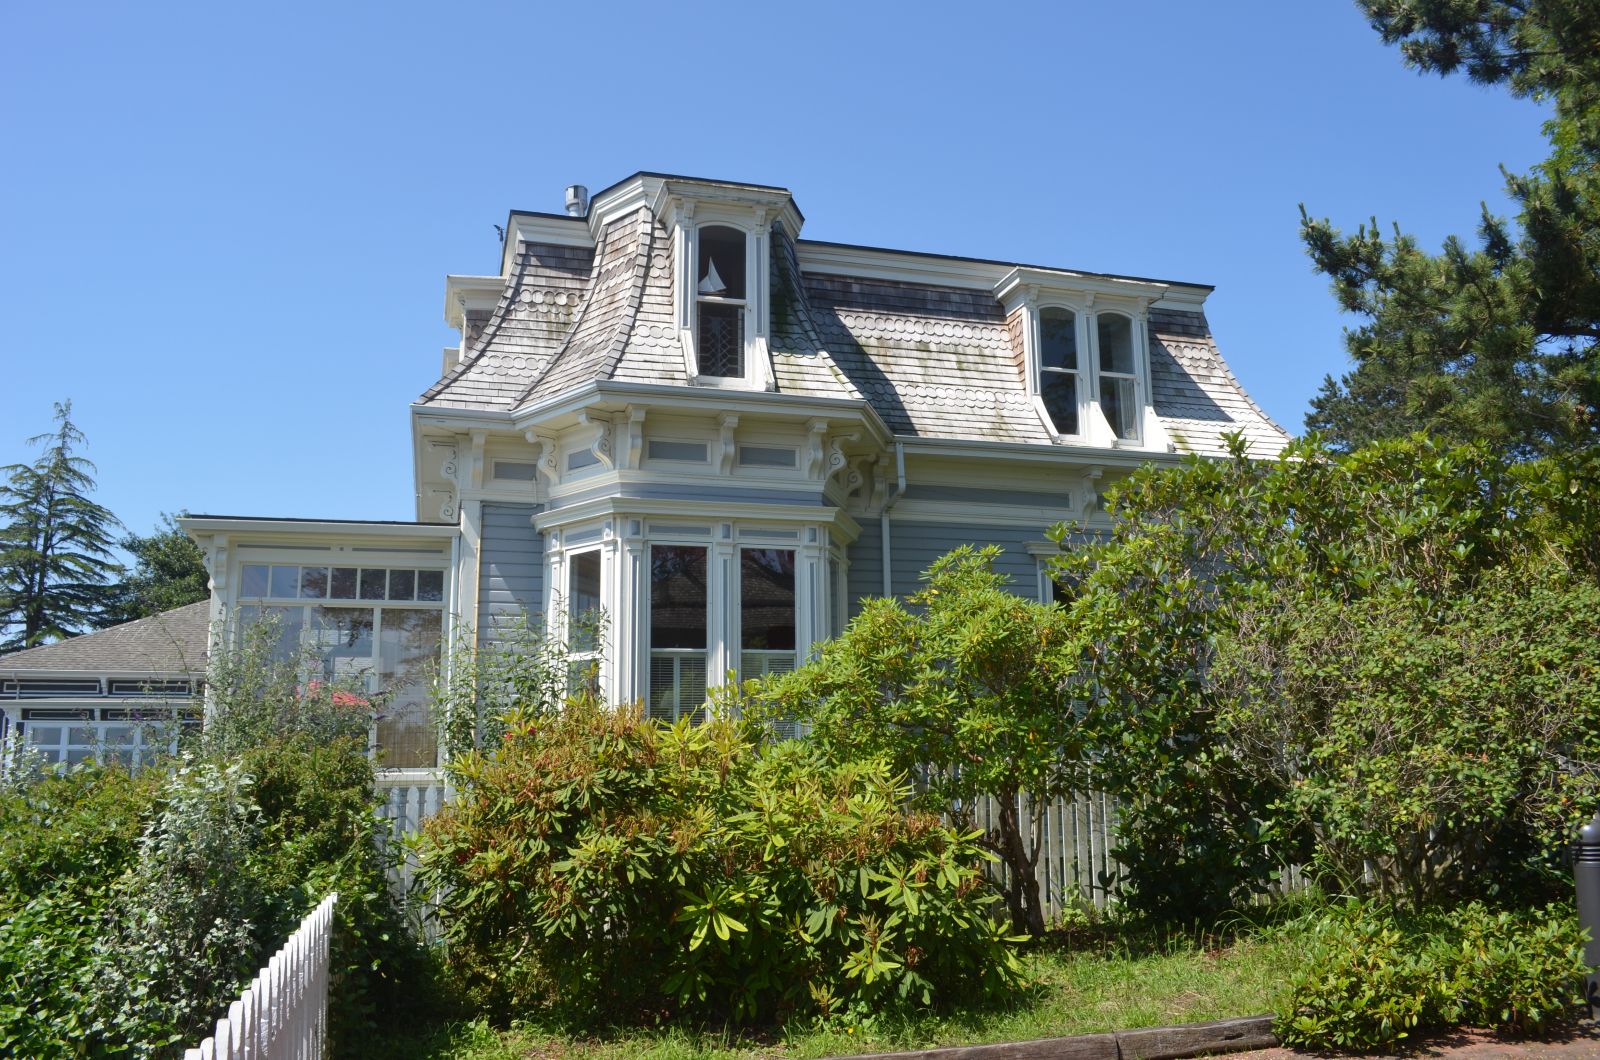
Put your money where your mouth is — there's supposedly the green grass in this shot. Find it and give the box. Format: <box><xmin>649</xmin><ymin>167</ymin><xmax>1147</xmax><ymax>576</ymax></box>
<box><xmin>378</xmin><ymin>932</ymin><xmax>1303</xmax><ymax>1060</ymax></box>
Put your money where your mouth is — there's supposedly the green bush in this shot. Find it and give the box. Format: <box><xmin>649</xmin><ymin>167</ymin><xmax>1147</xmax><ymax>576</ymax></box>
<box><xmin>416</xmin><ymin>699</ymin><xmax>1024</xmax><ymax>1025</ymax></box>
<box><xmin>1277</xmin><ymin>899</ymin><xmax>1589</xmax><ymax>1051</ymax></box>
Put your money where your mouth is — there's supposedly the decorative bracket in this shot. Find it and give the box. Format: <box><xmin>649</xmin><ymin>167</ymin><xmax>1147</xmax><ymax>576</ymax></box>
<box><xmin>716</xmin><ymin>413</ymin><xmax>739</xmax><ymax>475</ymax></box>
<box><xmin>576</xmin><ymin>410</ymin><xmax>614</xmax><ymax>470</ymax></box>
<box><xmin>1081</xmin><ymin>464</ymin><xmax>1104</xmax><ymax>514</ymax></box>
<box><xmin>805</xmin><ymin>419</ymin><xmax>829</xmax><ymax>479</ymax></box>
<box><xmin>825</xmin><ymin>432</ymin><xmax>860</xmax><ymax>484</ymax></box>
<box><xmin>614</xmin><ymin>406</ymin><xmax>646</xmax><ymax>470</ymax></box>
<box><xmin>870</xmin><ymin>454</ymin><xmax>892</xmax><ymax>511</ymax></box>
<box><xmin>525</xmin><ymin>429</ymin><xmax>561</xmax><ymax>487</ymax></box>
<box><xmin>436</xmin><ymin>440</ymin><xmax>463</xmax><ymax>521</ymax></box>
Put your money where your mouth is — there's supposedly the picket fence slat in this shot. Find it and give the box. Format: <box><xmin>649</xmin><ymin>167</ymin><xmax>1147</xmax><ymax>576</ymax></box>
<box><xmin>181</xmin><ymin>892</ymin><xmax>337</xmax><ymax>1060</ymax></box>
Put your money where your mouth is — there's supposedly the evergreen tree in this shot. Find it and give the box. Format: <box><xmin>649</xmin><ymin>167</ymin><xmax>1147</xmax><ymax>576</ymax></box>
<box><xmin>0</xmin><ymin>402</ymin><xmax>124</xmax><ymax>649</ymax></box>
<box><xmin>99</xmin><ymin>513</ymin><xmax>210</xmax><ymax>627</ymax></box>
<box><xmin>1302</xmin><ymin>0</ymin><xmax>1600</xmax><ymax>458</ymax></box>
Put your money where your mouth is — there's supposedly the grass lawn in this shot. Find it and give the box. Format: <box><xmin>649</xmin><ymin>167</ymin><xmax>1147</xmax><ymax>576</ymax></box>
<box><xmin>383</xmin><ymin>932</ymin><xmax>1303</xmax><ymax>1060</ymax></box>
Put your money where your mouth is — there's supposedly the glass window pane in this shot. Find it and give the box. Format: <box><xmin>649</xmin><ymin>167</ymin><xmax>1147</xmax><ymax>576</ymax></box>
<box><xmin>416</xmin><ymin>570</ymin><xmax>444</xmax><ymax>602</ymax></box>
<box><xmin>377</xmin><ymin>609</ymin><xmax>442</xmax><ymax>768</ymax></box>
<box><xmin>65</xmin><ymin>748</ymin><xmax>94</xmax><ymax>766</ymax></box>
<box><xmin>330</xmin><ymin>567</ymin><xmax>358</xmax><ymax>599</ymax></box>
<box><xmin>1040</xmin><ymin>308</ymin><xmax>1077</xmax><ymax>371</ymax></box>
<box><xmin>238</xmin><ymin>605</ymin><xmax>305</xmax><ymax>662</ymax></box>
<box><xmin>697</xmin><ymin>225</ymin><xmax>746</xmax><ymax>300</ymax></box>
<box><xmin>270</xmin><ymin>566</ymin><xmax>299</xmax><ymax>598</ymax></box>
<box><xmin>300</xmin><ymin>567</ymin><xmax>329</xmax><ymax>599</ymax></box>
<box><xmin>650</xmin><ymin>546</ymin><xmax>707</xmax><ymax>650</ymax></box>
<box><xmin>388</xmin><ymin>569</ymin><xmax>415</xmax><ymax>601</ymax></box>
<box><xmin>69</xmin><ymin>726</ymin><xmax>97</xmax><ymax>746</ymax></box>
<box><xmin>311</xmin><ymin>607</ymin><xmax>375</xmax><ymax>684</ymax></box>
<box><xmin>1097</xmin><ymin>314</ymin><xmax>1134</xmax><ymax>375</ymax></box>
<box><xmin>240</xmin><ymin>564</ymin><xmax>269</xmax><ymax>598</ymax></box>
<box><xmin>1042</xmin><ymin>374</ymin><xmax>1079</xmax><ymax>436</ymax></box>
<box><xmin>648</xmin><ymin>653</ymin><xmax>707</xmax><ymax>724</ymax></box>
<box><xmin>738</xmin><ymin>445</ymin><xmax>797</xmax><ymax>468</ymax></box>
<box><xmin>359</xmin><ymin>569</ymin><xmax>386</xmax><ymax>600</ymax></box>
<box><xmin>740</xmin><ymin>549</ymin><xmax>796</xmax><ymax>651</ymax></box>
<box><xmin>568</xmin><ymin>551</ymin><xmax>602</xmax><ymax>653</ymax></box>
<box><xmin>1102</xmin><ymin>377</ymin><xmax>1140</xmax><ymax>441</ymax></box>
<box><xmin>104</xmin><ymin>726</ymin><xmax>136</xmax><ymax>746</ymax></box>
<box><xmin>697</xmin><ymin>302</ymin><xmax>743</xmax><ymax>377</ymax></box>
<box><xmin>26</xmin><ymin>725</ymin><xmax>62</xmax><ymax>746</ymax></box>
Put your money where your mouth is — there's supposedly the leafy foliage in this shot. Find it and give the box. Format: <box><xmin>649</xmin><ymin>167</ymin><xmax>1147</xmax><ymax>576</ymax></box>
<box><xmin>1048</xmin><ymin>433</ymin><xmax>1600</xmax><ymax>914</ymax></box>
<box><xmin>99</xmin><ymin>511</ymin><xmax>210</xmax><ymax>626</ymax></box>
<box><xmin>1277</xmin><ymin>899</ymin><xmax>1588</xmax><ymax>1050</ymax></box>
<box><xmin>0</xmin><ymin>400</ymin><xmax>123</xmax><ymax>648</ymax></box>
<box><xmin>1301</xmin><ymin>0</ymin><xmax>1600</xmax><ymax>457</ymax></box>
<box><xmin>416</xmin><ymin>698</ymin><xmax>1024</xmax><ymax>1025</ymax></box>
<box><xmin>752</xmin><ymin>547</ymin><xmax>1094</xmax><ymax>936</ymax></box>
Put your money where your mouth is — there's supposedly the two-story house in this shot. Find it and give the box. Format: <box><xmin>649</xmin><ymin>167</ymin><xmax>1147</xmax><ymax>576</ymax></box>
<box><xmin>175</xmin><ymin>171</ymin><xmax>1288</xmax><ymax>771</ymax></box>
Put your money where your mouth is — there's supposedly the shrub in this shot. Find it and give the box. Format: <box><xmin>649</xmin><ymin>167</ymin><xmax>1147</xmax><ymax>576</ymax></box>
<box><xmin>1277</xmin><ymin>899</ymin><xmax>1589</xmax><ymax>1051</ymax></box>
<box><xmin>416</xmin><ymin>699</ymin><xmax>1024</xmax><ymax>1024</ymax></box>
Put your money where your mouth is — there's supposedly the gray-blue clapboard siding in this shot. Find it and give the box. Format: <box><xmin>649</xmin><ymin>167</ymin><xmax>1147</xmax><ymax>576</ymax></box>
<box><xmin>846</xmin><ymin>519</ymin><xmax>1048</xmax><ymax>613</ymax></box>
<box><xmin>478</xmin><ymin>503</ymin><xmax>542</xmax><ymax>641</ymax></box>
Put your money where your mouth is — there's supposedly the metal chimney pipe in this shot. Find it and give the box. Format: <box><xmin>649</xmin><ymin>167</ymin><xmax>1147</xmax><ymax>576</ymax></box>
<box><xmin>564</xmin><ymin>185</ymin><xmax>589</xmax><ymax>218</ymax></box>
<box><xmin>1576</xmin><ymin>812</ymin><xmax>1600</xmax><ymax>1017</ymax></box>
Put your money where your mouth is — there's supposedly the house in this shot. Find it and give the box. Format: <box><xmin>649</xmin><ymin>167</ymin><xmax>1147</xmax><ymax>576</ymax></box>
<box><xmin>0</xmin><ymin>601</ymin><xmax>208</xmax><ymax>768</ymax></box>
<box><xmin>177</xmin><ymin>172</ymin><xmax>1289</xmax><ymax>771</ymax></box>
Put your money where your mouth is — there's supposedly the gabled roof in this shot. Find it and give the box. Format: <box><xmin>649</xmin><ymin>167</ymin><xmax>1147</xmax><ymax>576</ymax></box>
<box><xmin>0</xmin><ymin>602</ymin><xmax>210</xmax><ymax>676</ymax></box>
<box><xmin>418</xmin><ymin>177</ymin><xmax>1289</xmax><ymax>457</ymax></box>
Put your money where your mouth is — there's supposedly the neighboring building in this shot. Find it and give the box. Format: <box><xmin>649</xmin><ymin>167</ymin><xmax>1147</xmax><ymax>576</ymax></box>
<box><xmin>0</xmin><ymin>601</ymin><xmax>208</xmax><ymax>768</ymax></box>
<box><xmin>180</xmin><ymin>172</ymin><xmax>1289</xmax><ymax>770</ymax></box>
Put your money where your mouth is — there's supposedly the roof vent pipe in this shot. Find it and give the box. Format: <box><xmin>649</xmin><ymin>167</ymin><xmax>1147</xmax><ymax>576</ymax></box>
<box><xmin>564</xmin><ymin>185</ymin><xmax>589</xmax><ymax>217</ymax></box>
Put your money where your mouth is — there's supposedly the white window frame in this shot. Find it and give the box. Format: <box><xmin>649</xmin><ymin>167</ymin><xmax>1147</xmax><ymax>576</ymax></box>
<box><xmin>670</xmin><ymin>210</ymin><xmax>774</xmax><ymax>391</ymax></box>
<box><xmin>1021</xmin><ymin>294</ymin><xmax>1154</xmax><ymax>449</ymax></box>
<box><xmin>561</xmin><ymin>546</ymin><xmax>605</xmax><ymax>693</ymax></box>
<box><xmin>1094</xmin><ymin>310</ymin><xmax>1144</xmax><ymax>445</ymax></box>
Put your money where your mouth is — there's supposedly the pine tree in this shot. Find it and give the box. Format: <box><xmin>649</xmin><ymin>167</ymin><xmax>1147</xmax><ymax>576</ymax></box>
<box><xmin>0</xmin><ymin>402</ymin><xmax>124</xmax><ymax>649</ymax></box>
<box><xmin>98</xmin><ymin>512</ymin><xmax>210</xmax><ymax>626</ymax></box>
<box><xmin>1302</xmin><ymin>0</ymin><xmax>1600</xmax><ymax>458</ymax></box>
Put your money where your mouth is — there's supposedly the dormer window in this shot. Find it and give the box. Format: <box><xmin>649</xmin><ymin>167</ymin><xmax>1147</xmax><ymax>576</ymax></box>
<box><xmin>696</xmin><ymin>225</ymin><xmax>746</xmax><ymax>378</ymax></box>
<box><xmin>1039</xmin><ymin>307</ymin><xmax>1081</xmax><ymax>436</ymax></box>
<box><xmin>1096</xmin><ymin>313</ymin><xmax>1140</xmax><ymax>442</ymax></box>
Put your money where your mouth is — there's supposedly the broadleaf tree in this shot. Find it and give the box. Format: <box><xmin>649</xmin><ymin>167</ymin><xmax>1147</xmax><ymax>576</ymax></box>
<box><xmin>98</xmin><ymin>512</ymin><xmax>210</xmax><ymax>627</ymax></box>
<box><xmin>0</xmin><ymin>402</ymin><xmax>124</xmax><ymax>649</ymax></box>
<box><xmin>1302</xmin><ymin>0</ymin><xmax>1600</xmax><ymax>458</ymax></box>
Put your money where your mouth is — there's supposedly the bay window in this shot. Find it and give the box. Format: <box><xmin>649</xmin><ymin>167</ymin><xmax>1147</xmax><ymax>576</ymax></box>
<box><xmin>648</xmin><ymin>545</ymin><xmax>709</xmax><ymax>722</ymax></box>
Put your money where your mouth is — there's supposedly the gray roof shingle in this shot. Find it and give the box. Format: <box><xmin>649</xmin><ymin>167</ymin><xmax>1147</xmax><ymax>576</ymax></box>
<box><xmin>0</xmin><ymin>602</ymin><xmax>210</xmax><ymax>675</ymax></box>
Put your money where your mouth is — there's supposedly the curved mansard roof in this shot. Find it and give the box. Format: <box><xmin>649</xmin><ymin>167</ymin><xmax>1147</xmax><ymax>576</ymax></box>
<box><xmin>420</xmin><ymin>191</ymin><xmax>1288</xmax><ymax>458</ymax></box>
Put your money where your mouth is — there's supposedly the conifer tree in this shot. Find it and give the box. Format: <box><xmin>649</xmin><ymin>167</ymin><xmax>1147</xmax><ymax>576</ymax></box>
<box><xmin>1302</xmin><ymin>0</ymin><xmax>1600</xmax><ymax>458</ymax></box>
<box><xmin>0</xmin><ymin>402</ymin><xmax>124</xmax><ymax>649</ymax></box>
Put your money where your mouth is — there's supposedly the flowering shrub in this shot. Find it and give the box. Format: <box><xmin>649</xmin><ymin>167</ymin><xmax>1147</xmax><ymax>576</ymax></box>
<box><xmin>416</xmin><ymin>699</ymin><xmax>1025</xmax><ymax>1024</ymax></box>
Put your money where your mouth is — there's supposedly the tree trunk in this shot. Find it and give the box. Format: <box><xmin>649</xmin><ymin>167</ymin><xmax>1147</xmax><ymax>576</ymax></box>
<box><xmin>995</xmin><ymin>787</ymin><xmax>1047</xmax><ymax>936</ymax></box>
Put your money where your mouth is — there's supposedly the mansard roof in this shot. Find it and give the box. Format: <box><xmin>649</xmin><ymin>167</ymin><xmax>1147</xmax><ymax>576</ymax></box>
<box><xmin>420</xmin><ymin>175</ymin><xmax>1288</xmax><ymax>458</ymax></box>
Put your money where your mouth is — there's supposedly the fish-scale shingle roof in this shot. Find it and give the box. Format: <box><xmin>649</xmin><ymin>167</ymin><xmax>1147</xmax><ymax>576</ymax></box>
<box><xmin>415</xmin><ymin>200</ymin><xmax>1288</xmax><ymax>456</ymax></box>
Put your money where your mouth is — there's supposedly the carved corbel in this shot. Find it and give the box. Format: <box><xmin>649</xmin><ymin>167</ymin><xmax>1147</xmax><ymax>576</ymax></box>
<box><xmin>468</xmin><ymin>429</ymin><xmax>488</xmax><ymax>490</ymax></box>
<box><xmin>437</xmin><ymin>441</ymin><xmax>463</xmax><ymax>521</ymax></box>
<box><xmin>715</xmin><ymin>413</ymin><xmax>739</xmax><ymax>475</ymax></box>
<box><xmin>1081</xmin><ymin>465</ymin><xmax>1104</xmax><ymax>514</ymax></box>
<box><xmin>825</xmin><ymin>432</ymin><xmax>860</xmax><ymax>484</ymax></box>
<box><xmin>869</xmin><ymin>454</ymin><xmax>892</xmax><ymax>511</ymax></box>
<box><xmin>618</xmin><ymin>407</ymin><xmax>646</xmax><ymax>470</ymax></box>
<box><xmin>525</xmin><ymin>429</ymin><xmax>560</xmax><ymax>487</ymax></box>
<box><xmin>576</xmin><ymin>409</ymin><xmax>614</xmax><ymax>470</ymax></box>
<box><xmin>805</xmin><ymin>419</ymin><xmax>829</xmax><ymax>479</ymax></box>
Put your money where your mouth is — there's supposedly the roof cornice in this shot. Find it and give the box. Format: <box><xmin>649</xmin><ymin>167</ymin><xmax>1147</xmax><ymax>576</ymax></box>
<box><xmin>993</xmin><ymin>266</ymin><xmax>1171</xmax><ymax>312</ymax></box>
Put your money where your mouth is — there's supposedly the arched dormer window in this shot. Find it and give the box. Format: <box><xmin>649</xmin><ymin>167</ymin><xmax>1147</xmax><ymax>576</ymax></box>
<box><xmin>696</xmin><ymin>225</ymin><xmax>747</xmax><ymax>378</ymax></box>
<box><xmin>1038</xmin><ymin>307</ymin><xmax>1081</xmax><ymax>437</ymax></box>
<box><xmin>1096</xmin><ymin>312</ymin><xmax>1140</xmax><ymax>442</ymax></box>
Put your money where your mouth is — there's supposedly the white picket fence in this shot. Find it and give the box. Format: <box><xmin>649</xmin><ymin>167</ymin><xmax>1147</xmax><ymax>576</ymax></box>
<box><xmin>183</xmin><ymin>892</ymin><xmax>337</xmax><ymax>1060</ymax></box>
<box><xmin>374</xmin><ymin>768</ymin><xmax>447</xmax><ymax>897</ymax></box>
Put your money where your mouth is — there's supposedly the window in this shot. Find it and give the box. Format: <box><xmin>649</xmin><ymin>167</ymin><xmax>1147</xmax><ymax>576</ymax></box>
<box><xmin>738</xmin><ymin>445</ymin><xmax>797</xmax><ymax>469</ymax></box>
<box><xmin>739</xmin><ymin>548</ymin><xmax>797</xmax><ymax>680</ymax></box>
<box><xmin>566</xmin><ymin>550</ymin><xmax>603</xmax><ymax>693</ymax></box>
<box><xmin>696</xmin><ymin>225</ymin><xmax>746</xmax><ymax>378</ymax></box>
<box><xmin>236</xmin><ymin>563</ymin><xmax>446</xmax><ymax>767</ymax></box>
<box><xmin>647</xmin><ymin>440</ymin><xmax>710</xmax><ymax>463</ymax></box>
<box><xmin>1097</xmin><ymin>313</ymin><xmax>1139</xmax><ymax>442</ymax></box>
<box><xmin>1039</xmin><ymin>307</ymin><xmax>1080</xmax><ymax>436</ymax></box>
<box><xmin>648</xmin><ymin>545</ymin><xmax>708</xmax><ymax>722</ymax></box>
<box><xmin>19</xmin><ymin>706</ymin><xmax>197</xmax><ymax>769</ymax></box>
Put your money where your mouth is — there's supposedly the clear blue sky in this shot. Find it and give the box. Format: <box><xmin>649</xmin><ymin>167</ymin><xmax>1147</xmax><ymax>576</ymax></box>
<box><xmin>1</xmin><ymin>0</ymin><xmax>1550</xmax><ymax>546</ymax></box>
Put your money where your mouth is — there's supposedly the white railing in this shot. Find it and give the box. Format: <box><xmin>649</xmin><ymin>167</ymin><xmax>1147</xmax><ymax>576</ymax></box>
<box><xmin>183</xmin><ymin>892</ymin><xmax>337</xmax><ymax>1060</ymax></box>
<box><xmin>374</xmin><ymin>768</ymin><xmax>447</xmax><ymax>896</ymax></box>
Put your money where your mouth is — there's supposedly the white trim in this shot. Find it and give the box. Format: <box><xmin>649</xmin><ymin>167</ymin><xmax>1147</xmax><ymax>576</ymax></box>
<box><xmin>536</xmin><ymin>497</ymin><xmax>860</xmax><ymax>543</ymax></box>
<box><xmin>180</xmin><ymin>517</ymin><xmax>458</xmax><ymax>542</ymax></box>
<box><xmin>443</xmin><ymin>275</ymin><xmax>504</xmax><ymax>329</ymax></box>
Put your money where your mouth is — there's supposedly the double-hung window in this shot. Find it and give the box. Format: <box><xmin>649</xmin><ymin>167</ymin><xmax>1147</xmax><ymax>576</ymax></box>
<box><xmin>648</xmin><ymin>545</ymin><xmax>709</xmax><ymax>722</ymax></box>
<box><xmin>696</xmin><ymin>226</ymin><xmax>746</xmax><ymax>378</ymax></box>
<box><xmin>1039</xmin><ymin>307</ymin><xmax>1081</xmax><ymax>437</ymax></box>
<box><xmin>739</xmin><ymin>548</ymin><xmax>797</xmax><ymax>679</ymax></box>
<box><xmin>1096</xmin><ymin>313</ymin><xmax>1140</xmax><ymax>442</ymax></box>
<box><xmin>566</xmin><ymin>550</ymin><xmax>603</xmax><ymax>693</ymax></box>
